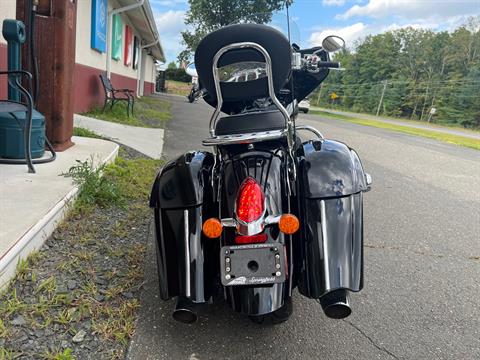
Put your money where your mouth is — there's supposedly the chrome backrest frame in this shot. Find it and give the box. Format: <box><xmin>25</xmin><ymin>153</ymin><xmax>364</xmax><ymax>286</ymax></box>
<box><xmin>209</xmin><ymin>41</ymin><xmax>291</xmax><ymax>137</ymax></box>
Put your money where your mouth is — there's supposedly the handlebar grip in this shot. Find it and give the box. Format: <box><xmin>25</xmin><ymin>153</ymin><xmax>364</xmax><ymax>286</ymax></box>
<box><xmin>317</xmin><ymin>61</ymin><xmax>340</xmax><ymax>68</ymax></box>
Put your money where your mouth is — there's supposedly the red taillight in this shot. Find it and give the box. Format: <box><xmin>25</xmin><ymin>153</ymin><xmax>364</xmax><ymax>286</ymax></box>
<box><xmin>236</xmin><ymin>177</ymin><xmax>265</xmax><ymax>223</ymax></box>
<box><xmin>235</xmin><ymin>234</ymin><xmax>268</xmax><ymax>244</ymax></box>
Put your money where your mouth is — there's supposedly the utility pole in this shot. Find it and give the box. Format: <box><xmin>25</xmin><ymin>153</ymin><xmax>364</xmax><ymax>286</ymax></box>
<box><xmin>420</xmin><ymin>83</ymin><xmax>430</xmax><ymax>121</ymax></box>
<box><xmin>376</xmin><ymin>80</ymin><xmax>387</xmax><ymax>116</ymax></box>
<box><xmin>316</xmin><ymin>83</ymin><xmax>323</xmax><ymax>106</ymax></box>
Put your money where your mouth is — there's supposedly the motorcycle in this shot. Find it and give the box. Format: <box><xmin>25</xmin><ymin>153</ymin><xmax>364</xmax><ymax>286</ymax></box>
<box><xmin>150</xmin><ymin>19</ymin><xmax>371</xmax><ymax>324</ymax></box>
<box><xmin>185</xmin><ymin>62</ymin><xmax>204</xmax><ymax>103</ymax></box>
<box><xmin>187</xmin><ymin>82</ymin><xmax>204</xmax><ymax>103</ymax></box>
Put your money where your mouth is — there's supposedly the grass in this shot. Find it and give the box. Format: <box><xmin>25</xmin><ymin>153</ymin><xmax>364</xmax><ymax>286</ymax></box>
<box><xmin>83</xmin><ymin>96</ymin><xmax>171</xmax><ymax>128</ymax></box>
<box><xmin>310</xmin><ymin>110</ymin><xmax>480</xmax><ymax>150</ymax></box>
<box><xmin>0</xmin><ymin>148</ymin><xmax>163</xmax><ymax>358</ymax></box>
<box><xmin>165</xmin><ymin>80</ymin><xmax>191</xmax><ymax>96</ymax></box>
<box><xmin>72</xmin><ymin>127</ymin><xmax>102</xmax><ymax>139</ymax></box>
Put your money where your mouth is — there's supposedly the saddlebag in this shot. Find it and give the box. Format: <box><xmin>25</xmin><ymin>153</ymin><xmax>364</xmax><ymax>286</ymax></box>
<box><xmin>149</xmin><ymin>151</ymin><xmax>217</xmax><ymax>303</ymax></box>
<box><xmin>296</xmin><ymin>139</ymin><xmax>370</xmax><ymax>298</ymax></box>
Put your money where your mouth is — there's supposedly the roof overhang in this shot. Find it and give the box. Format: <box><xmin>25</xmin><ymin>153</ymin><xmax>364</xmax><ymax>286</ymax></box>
<box><xmin>115</xmin><ymin>0</ymin><xmax>165</xmax><ymax>62</ymax></box>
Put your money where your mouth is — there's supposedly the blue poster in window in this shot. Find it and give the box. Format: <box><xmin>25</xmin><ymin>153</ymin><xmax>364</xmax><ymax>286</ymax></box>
<box><xmin>91</xmin><ymin>0</ymin><xmax>107</xmax><ymax>52</ymax></box>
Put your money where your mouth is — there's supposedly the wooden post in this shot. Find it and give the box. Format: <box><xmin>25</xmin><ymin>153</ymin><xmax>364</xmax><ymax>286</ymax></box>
<box><xmin>17</xmin><ymin>0</ymin><xmax>77</xmax><ymax>151</ymax></box>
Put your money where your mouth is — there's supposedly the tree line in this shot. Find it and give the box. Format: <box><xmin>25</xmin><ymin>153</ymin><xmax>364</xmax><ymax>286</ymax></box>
<box><xmin>316</xmin><ymin>17</ymin><xmax>480</xmax><ymax>128</ymax></box>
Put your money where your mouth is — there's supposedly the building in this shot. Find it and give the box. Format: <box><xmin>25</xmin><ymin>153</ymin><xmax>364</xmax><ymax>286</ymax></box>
<box><xmin>0</xmin><ymin>0</ymin><xmax>164</xmax><ymax>113</ymax></box>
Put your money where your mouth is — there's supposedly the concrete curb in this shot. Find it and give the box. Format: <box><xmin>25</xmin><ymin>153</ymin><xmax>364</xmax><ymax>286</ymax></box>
<box><xmin>0</xmin><ymin>141</ymin><xmax>119</xmax><ymax>290</ymax></box>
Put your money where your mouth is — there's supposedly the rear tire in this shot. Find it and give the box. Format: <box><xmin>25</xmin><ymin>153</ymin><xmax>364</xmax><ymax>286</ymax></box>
<box><xmin>248</xmin><ymin>297</ymin><xmax>293</xmax><ymax>325</ymax></box>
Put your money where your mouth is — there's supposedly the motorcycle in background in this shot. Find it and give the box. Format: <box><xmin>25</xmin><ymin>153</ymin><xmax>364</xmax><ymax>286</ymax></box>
<box><xmin>150</xmin><ymin>16</ymin><xmax>371</xmax><ymax>324</ymax></box>
<box><xmin>185</xmin><ymin>63</ymin><xmax>204</xmax><ymax>103</ymax></box>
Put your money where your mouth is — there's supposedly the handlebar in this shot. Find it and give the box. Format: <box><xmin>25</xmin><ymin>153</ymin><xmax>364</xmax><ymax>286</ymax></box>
<box><xmin>317</xmin><ymin>61</ymin><xmax>340</xmax><ymax>69</ymax></box>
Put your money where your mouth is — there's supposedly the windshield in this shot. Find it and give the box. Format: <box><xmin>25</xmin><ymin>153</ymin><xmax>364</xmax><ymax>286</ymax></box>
<box><xmin>219</xmin><ymin>11</ymin><xmax>300</xmax><ymax>84</ymax></box>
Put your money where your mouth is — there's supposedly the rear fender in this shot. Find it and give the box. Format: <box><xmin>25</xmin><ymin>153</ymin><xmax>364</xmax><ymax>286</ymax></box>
<box><xmin>219</xmin><ymin>149</ymin><xmax>292</xmax><ymax>315</ymax></box>
<box><xmin>150</xmin><ymin>151</ymin><xmax>217</xmax><ymax>302</ymax></box>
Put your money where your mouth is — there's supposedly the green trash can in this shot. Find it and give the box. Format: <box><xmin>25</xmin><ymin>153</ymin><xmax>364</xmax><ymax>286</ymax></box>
<box><xmin>0</xmin><ymin>110</ymin><xmax>46</xmax><ymax>159</ymax></box>
<box><xmin>0</xmin><ymin>19</ymin><xmax>46</xmax><ymax>160</ymax></box>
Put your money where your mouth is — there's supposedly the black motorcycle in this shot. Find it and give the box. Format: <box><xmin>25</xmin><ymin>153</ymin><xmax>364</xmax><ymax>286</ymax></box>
<box><xmin>150</xmin><ymin>21</ymin><xmax>371</xmax><ymax>324</ymax></box>
<box><xmin>187</xmin><ymin>82</ymin><xmax>203</xmax><ymax>103</ymax></box>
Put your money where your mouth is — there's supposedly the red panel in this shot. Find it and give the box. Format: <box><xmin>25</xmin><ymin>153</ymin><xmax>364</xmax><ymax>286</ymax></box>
<box><xmin>73</xmin><ymin>62</ymin><xmax>138</xmax><ymax>113</ymax></box>
<box><xmin>0</xmin><ymin>43</ymin><xmax>7</xmax><ymax>100</ymax></box>
<box><xmin>143</xmin><ymin>81</ymin><xmax>155</xmax><ymax>95</ymax></box>
<box><xmin>124</xmin><ymin>26</ymin><xmax>133</xmax><ymax>66</ymax></box>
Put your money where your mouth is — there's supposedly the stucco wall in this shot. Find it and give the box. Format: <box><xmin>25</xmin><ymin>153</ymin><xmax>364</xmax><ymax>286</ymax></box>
<box><xmin>0</xmin><ymin>2</ymin><xmax>16</xmax><ymax>98</ymax></box>
<box><xmin>0</xmin><ymin>2</ymin><xmax>16</xmax><ymax>45</ymax></box>
<box><xmin>75</xmin><ymin>0</ymin><xmax>156</xmax><ymax>83</ymax></box>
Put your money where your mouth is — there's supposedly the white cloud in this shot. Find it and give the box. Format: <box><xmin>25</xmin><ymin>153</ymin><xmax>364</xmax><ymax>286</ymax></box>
<box><xmin>155</xmin><ymin>10</ymin><xmax>187</xmax><ymax>63</ymax></box>
<box><xmin>338</xmin><ymin>0</ymin><xmax>480</xmax><ymax>20</ymax></box>
<box><xmin>322</xmin><ymin>0</ymin><xmax>346</xmax><ymax>6</ymax></box>
<box><xmin>309</xmin><ymin>22</ymin><xmax>368</xmax><ymax>47</ymax></box>
<box><xmin>308</xmin><ymin>20</ymin><xmax>453</xmax><ymax>48</ymax></box>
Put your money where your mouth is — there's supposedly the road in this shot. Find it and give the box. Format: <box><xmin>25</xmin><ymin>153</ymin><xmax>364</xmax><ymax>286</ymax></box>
<box><xmin>311</xmin><ymin>106</ymin><xmax>480</xmax><ymax>140</ymax></box>
<box><xmin>128</xmin><ymin>94</ymin><xmax>480</xmax><ymax>360</ymax></box>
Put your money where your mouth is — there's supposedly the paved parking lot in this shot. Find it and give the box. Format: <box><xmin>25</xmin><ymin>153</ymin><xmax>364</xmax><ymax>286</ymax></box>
<box><xmin>128</xmin><ymin>94</ymin><xmax>480</xmax><ymax>360</ymax></box>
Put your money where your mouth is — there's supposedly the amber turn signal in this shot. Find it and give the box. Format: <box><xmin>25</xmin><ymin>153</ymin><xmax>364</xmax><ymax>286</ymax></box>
<box><xmin>279</xmin><ymin>214</ymin><xmax>300</xmax><ymax>234</ymax></box>
<box><xmin>202</xmin><ymin>218</ymin><xmax>223</xmax><ymax>238</ymax></box>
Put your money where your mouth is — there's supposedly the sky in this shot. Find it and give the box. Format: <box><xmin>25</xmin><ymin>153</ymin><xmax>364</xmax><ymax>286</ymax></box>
<box><xmin>151</xmin><ymin>0</ymin><xmax>480</xmax><ymax>65</ymax></box>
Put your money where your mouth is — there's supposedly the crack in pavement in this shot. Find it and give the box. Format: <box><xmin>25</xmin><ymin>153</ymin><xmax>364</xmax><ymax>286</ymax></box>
<box><xmin>343</xmin><ymin>319</ymin><xmax>400</xmax><ymax>360</ymax></box>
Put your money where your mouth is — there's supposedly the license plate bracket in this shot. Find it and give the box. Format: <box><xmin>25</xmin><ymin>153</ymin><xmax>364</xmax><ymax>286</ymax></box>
<box><xmin>220</xmin><ymin>243</ymin><xmax>286</xmax><ymax>286</ymax></box>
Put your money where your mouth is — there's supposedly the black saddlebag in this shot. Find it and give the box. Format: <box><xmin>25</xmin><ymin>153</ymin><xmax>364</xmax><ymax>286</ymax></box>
<box><xmin>149</xmin><ymin>151</ymin><xmax>217</xmax><ymax>302</ymax></box>
<box><xmin>296</xmin><ymin>139</ymin><xmax>370</xmax><ymax>298</ymax></box>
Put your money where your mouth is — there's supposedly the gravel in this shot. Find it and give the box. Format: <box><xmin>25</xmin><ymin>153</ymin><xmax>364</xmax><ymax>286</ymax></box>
<box><xmin>0</xmin><ymin>144</ymin><xmax>157</xmax><ymax>359</ymax></box>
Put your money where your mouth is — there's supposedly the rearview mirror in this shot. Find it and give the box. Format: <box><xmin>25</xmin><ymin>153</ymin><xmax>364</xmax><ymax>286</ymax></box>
<box><xmin>322</xmin><ymin>35</ymin><xmax>345</xmax><ymax>52</ymax></box>
<box><xmin>185</xmin><ymin>63</ymin><xmax>198</xmax><ymax>77</ymax></box>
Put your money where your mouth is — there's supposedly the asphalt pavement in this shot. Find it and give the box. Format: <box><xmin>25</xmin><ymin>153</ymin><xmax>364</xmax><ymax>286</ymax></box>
<box><xmin>311</xmin><ymin>106</ymin><xmax>480</xmax><ymax>140</ymax></box>
<box><xmin>127</xmin><ymin>94</ymin><xmax>480</xmax><ymax>360</ymax></box>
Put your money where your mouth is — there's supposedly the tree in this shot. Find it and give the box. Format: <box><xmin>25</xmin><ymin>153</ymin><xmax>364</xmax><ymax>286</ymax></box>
<box><xmin>310</xmin><ymin>15</ymin><xmax>480</xmax><ymax>128</ymax></box>
<box><xmin>167</xmin><ymin>61</ymin><xmax>177</xmax><ymax>70</ymax></box>
<box><xmin>178</xmin><ymin>0</ymin><xmax>291</xmax><ymax>63</ymax></box>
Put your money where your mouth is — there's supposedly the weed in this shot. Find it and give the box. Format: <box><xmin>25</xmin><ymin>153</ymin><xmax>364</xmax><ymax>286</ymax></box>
<box><xmin>36</xmin><ymin>276</ymin><xmax>57</xmax><ymax>295</ymax></box>
<box><xmin>73</xmin><ymin>127</ymin><xmax>102</xmax><ymax>139</ymax></box>
<box><xmin>0</xmin><ymin>347</ymin><xmax>21</xmax><ymax>360</ymax></box>
<box><xmin>0</xmin><ymin>318</ymin><xmax>9</xmax><ymax>338</ymax></box>
<box><xmin>42</xmin><ymin>347</ymin><xmax>74</xmax><ymax>360</ymax></box>
<box><xmin>62</xmin><ymin>157</ymin><xmax>124</xmax><ymax>212</ymax></box>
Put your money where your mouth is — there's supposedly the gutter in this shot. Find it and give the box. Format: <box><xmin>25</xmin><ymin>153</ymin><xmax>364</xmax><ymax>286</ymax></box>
<box><xmin>137</xmin><ymin>38</ymin><xmax>159</xmax><ymax>97</ymax></box>
<box><xmin>106</xmin><ymin>0</ymin><xmax>145</xmax><ymax>79</ymax></box>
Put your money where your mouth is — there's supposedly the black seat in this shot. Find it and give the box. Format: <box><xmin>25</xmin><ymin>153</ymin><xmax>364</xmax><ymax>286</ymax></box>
<box><xmin>215</xmin><ymin>110</ymin><xmax>286</xmax><ymax>136</ymax></box>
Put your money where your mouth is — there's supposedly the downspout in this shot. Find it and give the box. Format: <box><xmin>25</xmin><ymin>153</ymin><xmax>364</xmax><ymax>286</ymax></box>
<box><xmin>137</xmin><ymin>37</ymin><xmax>159</xmax><ymax>97</ymax></box>
<box><xmin>106</xmin><ymin>0</ymin><xmax>145</xmax><ymax>79</ymax></box>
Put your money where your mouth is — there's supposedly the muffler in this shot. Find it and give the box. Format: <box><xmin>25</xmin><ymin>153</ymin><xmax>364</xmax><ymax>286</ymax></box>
<box><xmin>319</xmin><ymin>289</ymin><xmax>352</xmax><ymax>319</ymax></box>
<box><xmin>172</xmin><ymin>296</ymin><xmax>199</xmax><ymax>323</ymax></box>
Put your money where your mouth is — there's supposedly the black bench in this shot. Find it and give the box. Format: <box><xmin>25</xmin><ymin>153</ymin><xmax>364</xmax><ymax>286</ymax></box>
<box><xmin>99</xmin><ymin>73</ymin><xmax>135</xmax><ymax>116</ymax></box>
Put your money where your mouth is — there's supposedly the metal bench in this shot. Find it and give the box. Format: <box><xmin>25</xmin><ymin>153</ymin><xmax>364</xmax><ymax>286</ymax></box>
<box><xmin>99</xmin><ymin>73</ymin><xmax>135</xmax><ymax>116</ymax></box>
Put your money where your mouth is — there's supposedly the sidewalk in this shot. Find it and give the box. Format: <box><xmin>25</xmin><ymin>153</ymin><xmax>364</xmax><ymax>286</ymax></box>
<box><xmin>74</xmin><ymin>114</ymin><xmax>165</xmax><ymax>159</ymax></box>
<box><xmin>0</xmin><ymin>137</ymin><xmax>118</xmax><ymax>288</ymax></box>
<box><xmin>312</xmin><ymin>107</ymin><xmax>480</xmax><ymax>140</ymax></box>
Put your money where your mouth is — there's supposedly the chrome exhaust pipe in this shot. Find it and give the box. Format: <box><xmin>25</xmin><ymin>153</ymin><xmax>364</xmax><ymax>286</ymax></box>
<box><xmin>172</xmin><ymin>296</ymin><xmax>199</xmax><ymax>324</ymax></box>
<box><xmin>319</xmin><ymin>289</ymin><xmax>352</xmax><ymax>319</ymax></box>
